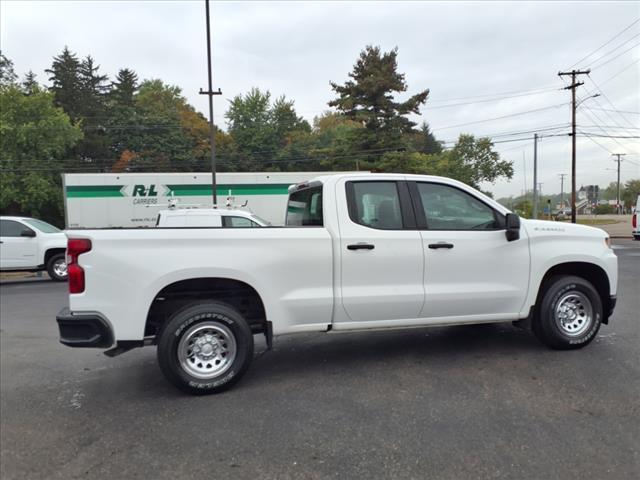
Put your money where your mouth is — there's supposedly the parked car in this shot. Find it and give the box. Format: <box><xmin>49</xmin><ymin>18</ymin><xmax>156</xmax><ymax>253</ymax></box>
<box><xmin>156</xmin><ymin>208</ymin><xmax>269</xmax><ymax>228</ymax></box>
<box><xmin>0</xmin><ymin>216</ymin><xmax>68</xmax><ymax>281</ymax></box>
<box><xmin>56</xmin><ymin>173</ymin><xmax>618</xmax><ymax>394</ymax></box>
<box><xmin>633</xmin><ymin>195</ymin><xmax>639</xmax><ymax>240</ymax></box>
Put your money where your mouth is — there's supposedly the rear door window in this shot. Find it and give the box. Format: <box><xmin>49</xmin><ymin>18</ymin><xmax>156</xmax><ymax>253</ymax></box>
<box><xmin>286</xmin><ymin>185</ymin><xmax>323</xmax><ymax>226</ymax></box>
<box><xmin>346</xmin><ymin>181</ymin><xmax>403</xmax><ymax>230</ymax></box>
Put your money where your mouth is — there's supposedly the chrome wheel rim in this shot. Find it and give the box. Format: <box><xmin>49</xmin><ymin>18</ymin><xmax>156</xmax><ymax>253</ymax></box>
<box><xmin>178</xmin><ymin>322</ymin><xmax>237</xmax><ymax>379</ymax></box>
<box><xmin>554</xmin><ymin>291</ymin><xmax>593</xmax><ymax>336</ymax></box>
<box><xmin>53</xmin><ymin>259</ymin><xmax>67</xmax><ymax>278</ymax></box>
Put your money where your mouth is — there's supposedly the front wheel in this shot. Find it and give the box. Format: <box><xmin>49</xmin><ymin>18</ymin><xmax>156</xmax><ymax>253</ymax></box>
<box><xmin>157</xmin><ymin>302</ymin><xmax>254</xmax><ymax>394</ymax></box>
<box><xmin>533</xmin><ymin>275</ymin><xmax>603</xmax><ymax>350</ymax></box>
<box><xmin>46</xmin><ymin>253</ymin><xmax>68</xmax><ymax>282</ymax></box>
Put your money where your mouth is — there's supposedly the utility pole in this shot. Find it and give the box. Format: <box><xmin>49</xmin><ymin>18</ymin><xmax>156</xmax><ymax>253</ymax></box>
<box><xmin>200</xmin><ymin>0</ymin><xmax>222</xmax><ymax>206</ymax></box>
<box><xmin>523</xmin><ymin>152</ymin><xmax>527</xmax><ymax>206</ymax></box>
<box><xmin>612</xmin><ymin>153</ymin><xmax>626</xmax><ymax>214</ymax></box>
<box><xmin>558</xmin><ymin>69</ymin><xmax>590</xmax><ymax>223</ymax></box>
<box><xmin>558</xmin><ymin>173</ymin><xmax>567</xmax><ymax>210</ymax></box>
<box><xmin>532</xmin><ymin>133</ymin><xmax>539</xmax><ymax>219</ymax></box>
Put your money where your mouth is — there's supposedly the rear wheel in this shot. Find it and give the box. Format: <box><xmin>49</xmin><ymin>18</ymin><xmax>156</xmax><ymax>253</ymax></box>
<box><xmin>533</xmin><ymin>275</ymin><xmax>602</xmax><ymax>350</ymax></box>
<box><xmin>157</xmin><ymin>302</ymin><xmax>254</xmax><ymax>394</ymax></box>
<box><xmin>46</xmin><ymin>253</ymin><xmax>67</xmax><ymax>282</ymax></box>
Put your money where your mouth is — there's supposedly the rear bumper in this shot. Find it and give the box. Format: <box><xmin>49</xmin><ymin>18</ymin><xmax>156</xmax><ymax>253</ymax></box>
<box><xmin>56</xmin><ymin>307</ymin><xmax>114</xmax><ymax>348</ymax></box>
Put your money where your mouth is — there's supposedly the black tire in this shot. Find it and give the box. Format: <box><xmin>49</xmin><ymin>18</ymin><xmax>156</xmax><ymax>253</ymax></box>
<box><xmin>157</xmin><ymin>301</ymin><xmax>254</xmax><ymax>395</ymax></box>
<box><xmin>633</xmin><ymin>234</ymin><xmax>640</xmax><ymax>241</ymax></box>
<box><xmin>533</xmin><ymin>275</ymin><xmax>603</xmax><ymax>350</ymax></box>
<box><xmin>46</xmin><ymin>253</ymin><xmax>68</xmax><ymax>282</ymax></box>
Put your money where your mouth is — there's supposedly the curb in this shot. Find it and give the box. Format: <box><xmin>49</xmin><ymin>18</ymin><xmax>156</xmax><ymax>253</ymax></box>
<box><xmin>0</xmin><ymin>277</ymin><xmax>52</xmax><ymax>286</ymax></box>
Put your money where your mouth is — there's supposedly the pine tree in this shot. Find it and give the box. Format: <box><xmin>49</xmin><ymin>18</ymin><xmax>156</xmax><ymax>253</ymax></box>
<box><xmin>0</xmin><ymin>51</ymin><xmax>18</xmax><ymax>86</ymax></box>
<box><xmin>329</xmin><ymin>46</ymin><xmax>429</xmax><ymax>155</ymax></box>
<box><xmin>79</xmin><ymin>55</ymin><xmax>109</xmax><ymax>114</ymax></box>
<box><xmin>415</xmin><ymin>122</ymin><xmax>443</xmax><ymax>154</ymax></box>
<box><xmin>21</xmin><ymin>71</ymin><xmax>39</xmax><ymax>95</ymax></box>
<box><xmin>110</xmin><ymin>68</ymin><xmax>138</xmax><ymax>106</ymax></box>
<box><xmin>46</xmin><ymin>46</ymin><xmax>83</xmax><ymax>119</ymax></box>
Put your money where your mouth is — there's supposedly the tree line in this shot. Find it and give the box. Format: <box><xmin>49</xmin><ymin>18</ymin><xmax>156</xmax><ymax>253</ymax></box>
<box><xmin>1</xmin><ymin>45</ymin><xmax>514</xmax><ymax>225</ymax></box>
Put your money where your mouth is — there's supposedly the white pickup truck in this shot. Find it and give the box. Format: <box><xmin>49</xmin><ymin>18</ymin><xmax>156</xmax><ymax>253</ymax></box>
<box><xmin>1</xmin><ymin>216</ymin><xmax>68</xmax><ymax>281</ymax></box>
<box><xmin>57</xmin><ymin>173</ymin><xmax>618</xmax><ymax>394</ymax></box>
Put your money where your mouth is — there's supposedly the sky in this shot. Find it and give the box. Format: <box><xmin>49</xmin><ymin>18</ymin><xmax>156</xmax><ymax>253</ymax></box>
<box><xmin>1</xmin><ymin>0</ymin><xmax>639</xmax><ymax>198</ymax></box>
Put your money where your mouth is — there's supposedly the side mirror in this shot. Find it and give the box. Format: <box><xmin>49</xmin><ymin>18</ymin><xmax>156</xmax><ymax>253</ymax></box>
<box><xmin>505</xmin><ymin>213</ymin><xmax>520</xmax><ymax>242</ymax></box>
<box><xmin>20</xmin><ymin>229</ymin><xmax>36</xmax><ymax>238</ymax></box>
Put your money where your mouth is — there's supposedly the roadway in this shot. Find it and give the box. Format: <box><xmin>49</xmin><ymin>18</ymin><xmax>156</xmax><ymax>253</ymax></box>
<box><xmin>1</xmin><ymin>240</ymin><xmax>638</xmax><ymax>479</ymax></box>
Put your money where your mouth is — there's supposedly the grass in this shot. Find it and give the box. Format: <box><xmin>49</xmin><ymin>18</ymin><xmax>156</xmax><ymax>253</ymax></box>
<box><xmin>576</xmin><ymin>219</ymin><xmax>619</xmax><ymax>226</ymax></box>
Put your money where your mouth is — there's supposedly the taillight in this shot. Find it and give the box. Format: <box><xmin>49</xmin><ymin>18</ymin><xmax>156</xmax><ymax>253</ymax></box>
<box><xmin>67</xmin><ymin>238</ymin><xmax>92</xmax><ymax>294</ymax></box>
<box><xmin>633</xmin><ymin>214</ymin><xmax>637</xmax><ymax>229</ymax></box>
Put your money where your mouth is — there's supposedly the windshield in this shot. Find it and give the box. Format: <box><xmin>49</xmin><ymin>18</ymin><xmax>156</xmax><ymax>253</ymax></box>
<box><xmin>23</xmin><ymin>218</ymin><xmax>61</xmax><ymax>233</ymax></box>
<box><xmin>250</xmin><ymin>214</ymin><xmax>270</xmax><ymax>226</ymax></box>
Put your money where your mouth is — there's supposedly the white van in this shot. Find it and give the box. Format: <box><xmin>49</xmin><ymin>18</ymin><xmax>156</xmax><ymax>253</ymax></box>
<box><xmin>156</xmin><ymin>208</ymin><xmax>269</xmax><ymax>228</ymax></box>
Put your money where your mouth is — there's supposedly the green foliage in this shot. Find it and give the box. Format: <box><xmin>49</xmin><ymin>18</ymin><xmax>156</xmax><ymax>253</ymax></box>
<box><xmin>375</xmin><ymin>135</ymin><xmax>513</xmax><ymax>188</ymax></box>
<box><xmin>46</xmin><ymin>46</ymin><xmax>83</xmax><ymax>120</ymax></box>
<box><xmin>446</xmin><ymin>134</ymin><xmax>514</xmax><ymax>187</ymax></box>
<box><xmin>594</xmin><ymin>204</ymin><xmax>615</xmax><ymax>215</ymax></box>
<box><xmin>225</xmin><ymin>88</ymin><xmax>311</xmax><ymax>170</ymax></box>
<box><xmin>513</xmin><ymin>200</ymin><xmax>533</xmax><ymax>218</ymax></box>
<box><xmin>0</xmin><ymin>46</ymin><xmax>519</xmax><ymax>225</ymax></box>
<box><xmin>0</xmin><ymin>85</ymin><xmax>82</xmax><ymax>223</ymax></box>
<box><xmin>329</xmin><ymin>45</ymin><xmax>429</xmax><ymax>161</ymax></box>
<box><xmin>110</xmin><ymin>68</ymin><xmax>138</xmax><ymax>107</ymax></box>
<box><xmin>406</xmin><ymin>123</ymin><xmax>443</xmax><ymax>155</ymax></box>
<box><xmin>21</xmin><ymin>71</ymin><xmax>39</xmax><ymax>95</ymax></box>
<box><xmin>622</xmin><ymin>178</ymin><xmax>640</xmax><ymax>208</ymax></box>
<box><xmin>0</xmin><ymin>51</ymin><xmax>18</xmax><ymax>86</ymax></box>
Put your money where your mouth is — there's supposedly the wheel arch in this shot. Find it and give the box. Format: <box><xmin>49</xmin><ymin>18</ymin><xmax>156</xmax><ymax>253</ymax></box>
<box><xmin>44</xmin><ymin>248</ymin><xmax>66</xmax><ymax>266</ymax></box>
<box><xmin>145</xmin><ymin>277</ymin><xmax>268</xmax><ymax>340</ymax></box>
<box><xmin>535</xmin><ymin>262</ymin><xmax>612</xmax><ymax>323</ymax></box>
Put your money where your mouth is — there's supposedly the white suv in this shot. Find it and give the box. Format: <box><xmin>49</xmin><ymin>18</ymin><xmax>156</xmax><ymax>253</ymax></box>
<box><xmin>0</xmin><ymin>216</ymin><xmax>68</xmax><ymax>281</ymax></box>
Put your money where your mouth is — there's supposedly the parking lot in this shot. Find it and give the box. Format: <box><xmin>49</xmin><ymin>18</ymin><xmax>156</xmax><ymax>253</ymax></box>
<box><xmin>1</xmin><ymin>240</ymin><xmax>638</xmax><ymax>480</ymax></box>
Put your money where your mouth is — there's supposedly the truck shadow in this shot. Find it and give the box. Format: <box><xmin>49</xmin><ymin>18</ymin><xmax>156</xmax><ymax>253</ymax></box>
<box><xmin>240</xmin><ymin>323</ymin><xmax>544</xmax><ymax>389</ymax></box>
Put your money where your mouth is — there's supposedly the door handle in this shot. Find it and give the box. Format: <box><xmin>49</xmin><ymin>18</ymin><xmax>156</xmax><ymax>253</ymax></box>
<box><xmin>428</xmin><ymin>242</ymin><xmax>454</xmax><ymax>249</ymax></box>
<box><xmin>347</xmin><ymin>243</ymin><xmax>375</xmax><ymax>251</ymax></box>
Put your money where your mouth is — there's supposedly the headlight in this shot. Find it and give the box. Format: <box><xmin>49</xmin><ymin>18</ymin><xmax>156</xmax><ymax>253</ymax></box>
<box><xmin>605</xmin><ymin>237</ymin><xmax>612</xmax><ymax>249</ymax></box>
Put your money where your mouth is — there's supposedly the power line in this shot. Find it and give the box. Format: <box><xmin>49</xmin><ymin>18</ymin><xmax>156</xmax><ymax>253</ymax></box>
<box><xmin>591</xmin><ymin>41</ymin><xmax>640</xmax><ymax>70</ymax></box>
<box><xmin>586</xmin><ymin>76</ymin><xmax>638</xmax><ymax>130</ymax></box>
<box><xmin>577</xmin><ymin>103</ymin><xmax>634</xmax><ymax>151</ymax></box>
<box><xmin>569</xmin><ymin>18</ymin><xmax>640</xmax><ymax>68</ymax></box>
<box><xmin>422</xmin><ymin>88</ymin><xmax>561</xmax><ymax>110</ymax></box>
<box><xmin>431</xmin><ymin>103</ymin><xmax>568</xmax><ymax>131</ymax></box>
<box><xmin>582</xmin><ymin>133</ymin><xmax>614</xmax><ymax>154</ymax></box>
<box><xmin>586</xmin><ymin>107</ymin><xmax>640</xmax><ymax>115</ymax></box>
<box><xmin>599</xmin><ymin>58</ymin><xmax>640</xmax><ymax>87</ymax></box>
<box><xmin>419</xmin><ymin>86</ymin><xmax>558</xmax><ymax>104</ymax></box>
<box><xmin>586</xmin><ymin>32</ymin><xmax>640</xmax><ymax>68</ymax></box>
<box><xmin>578</xmin><ymin>132</ymin><xmax>640</xmax><ymax>139</ymax></box>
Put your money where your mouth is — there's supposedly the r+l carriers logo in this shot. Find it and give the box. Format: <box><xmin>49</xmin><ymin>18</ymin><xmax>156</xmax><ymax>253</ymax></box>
<box><xmin>132</xmin><ymin>184</ymin><xmax>159</xmax><ymax>205</ymax></box>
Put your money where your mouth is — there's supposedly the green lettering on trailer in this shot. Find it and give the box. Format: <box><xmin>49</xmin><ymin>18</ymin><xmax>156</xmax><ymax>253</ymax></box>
<box><xmin>66</xmin><ymin>185</ymin><xmax>125</xmax><ymax>198</ymax></box>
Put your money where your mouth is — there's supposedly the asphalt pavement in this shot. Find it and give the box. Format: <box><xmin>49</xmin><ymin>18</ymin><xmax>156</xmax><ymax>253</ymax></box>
<box><xmin>1</xmin><ymin>240</ymin><xmax>639</xmax><ymax>479</ymax></box>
